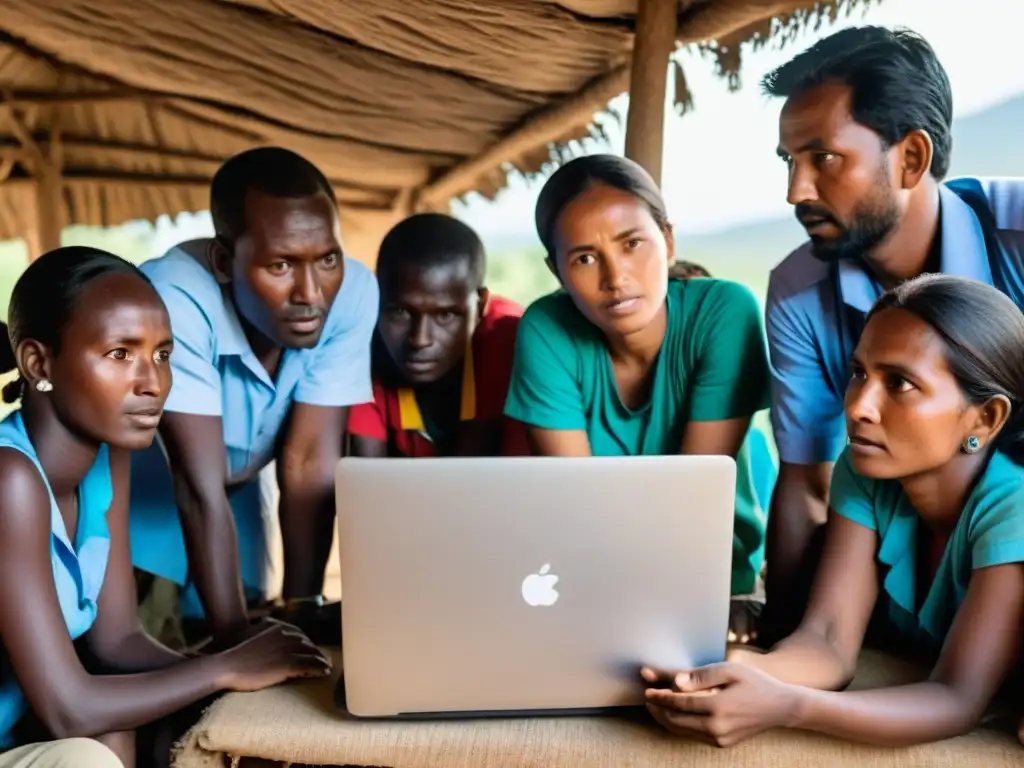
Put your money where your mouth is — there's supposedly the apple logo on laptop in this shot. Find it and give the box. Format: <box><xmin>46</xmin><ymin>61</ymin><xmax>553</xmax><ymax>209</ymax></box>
<box><xmin>521</xmin><ymin>564</ymin><xmax>559</xmax><ymax>607</ymax></box>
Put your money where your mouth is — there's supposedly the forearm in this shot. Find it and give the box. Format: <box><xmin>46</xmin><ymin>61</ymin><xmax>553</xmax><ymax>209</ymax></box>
<box><xmin>49</xmin><ymin>654</ymin><xmax>226</xmax><ymax>739</ymax></box>
<box><xmin>735</xmin><ymin>630</ymin><xmax>854</xmax><ymax>690</ymax></box>
<box><xmin>765</xmin><ymin>479</ymin><xmax>828</xmax><ymax>621</ymax></box>
<box><xmin>94</xmin><ymin>630</ymin><xmax>186</xmax><ymax>673</ymax></box>
<box><xmin>278</xmin><ymin>469</ymin><xmax>335</xmax><ymax>600</ymax></box>
<box><xmin>793</xmin><ymin>681</ymin><xmax>980</xmax><ymax>746</ymax></box>
<box><xmin>177</xmin><ymin>491</ymin><xmax>248</xmax><ymax>638</ymax></box>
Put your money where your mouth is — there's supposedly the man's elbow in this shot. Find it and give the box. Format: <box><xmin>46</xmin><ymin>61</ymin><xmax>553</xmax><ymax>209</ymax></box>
<box><xmin>172</xmin><ymin>475</ymin><xmax>227</xmax><ymax>533</ymax></box>
<box><xmin>281</xmin><ymin>445</ymin><xmax>338</xmax><ymax>490</ymax></box>
<box><xmin>773</xmin><ymin>463</ymin><xmax>831</xmax><ymax>522</ymax></box>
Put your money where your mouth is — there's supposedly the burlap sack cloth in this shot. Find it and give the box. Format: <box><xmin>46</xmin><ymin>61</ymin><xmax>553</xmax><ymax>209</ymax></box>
<box><xmin>172</xmin><ymin>648</ymin><xmax>1021</xmax><ymax>768</ymax></box>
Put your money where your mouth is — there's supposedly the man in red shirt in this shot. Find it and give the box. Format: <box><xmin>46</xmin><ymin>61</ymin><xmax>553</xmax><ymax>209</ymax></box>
<box><xmin>348</xmin><ymin>213</ymin><xmax>528</xmax><ymax>457</ymax></box>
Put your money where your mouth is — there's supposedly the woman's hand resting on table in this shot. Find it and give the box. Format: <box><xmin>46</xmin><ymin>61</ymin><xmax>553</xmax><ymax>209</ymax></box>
<box><xmin>215</xmin><ymin>618</ymin><xmax>332</xmax><ymax>692</ymax></box>
<box><xmin>641</xmin><ymin>648</ymin><xmax>803</xmax><ymax>747</ymax></box>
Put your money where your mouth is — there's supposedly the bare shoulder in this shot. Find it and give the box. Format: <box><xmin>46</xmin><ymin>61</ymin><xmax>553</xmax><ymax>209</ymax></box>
<box><xmin>0</xmin><ymin>446</ymin><xmax>51</xmax><ymax>532</ymax></box>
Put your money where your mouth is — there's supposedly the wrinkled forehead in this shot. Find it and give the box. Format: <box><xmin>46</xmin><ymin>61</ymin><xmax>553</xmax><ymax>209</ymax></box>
<box><xmin>241</xmin><ymin>190</ymin><xmax>341</xmax><ymax>255</ymax></box>
<box><xmin>380</xmin><ymin>259</ymin><xmax>476</xmax><ymax>306</ymax></box>
<box><xmin>779</xmin><ymin>83</ymin><xmax>859</xmax><ymax>147</ymax></box>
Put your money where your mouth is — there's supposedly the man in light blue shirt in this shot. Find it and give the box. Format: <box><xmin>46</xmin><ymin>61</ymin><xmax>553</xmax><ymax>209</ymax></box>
<box><xmin>129</xmin><ymin>147</ymin><xmax>378</xmax><ymax>644</ymax></box>
<box><xmin>760</xmin><ymin>26</ymin><xmax>1024</xmax><ymax>636</ymax></box>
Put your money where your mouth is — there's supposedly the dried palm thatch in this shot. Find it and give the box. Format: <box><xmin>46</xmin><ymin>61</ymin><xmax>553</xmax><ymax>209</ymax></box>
<box><xmin>0</xmin><ymin>0</ymin><xmax>876</xmax><ymax>261</ymax></box>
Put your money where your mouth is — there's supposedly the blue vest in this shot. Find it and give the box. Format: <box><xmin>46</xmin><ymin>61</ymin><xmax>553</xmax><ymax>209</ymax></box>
<box><xmin>823</xmin><ymin>179</ymin><xmax>1024</xmax><ymax>397</ymax></box>
<box><xmin>0</xmin><ymin>412</ymin><xmax>113</xmax><ymax>745</ymax></box>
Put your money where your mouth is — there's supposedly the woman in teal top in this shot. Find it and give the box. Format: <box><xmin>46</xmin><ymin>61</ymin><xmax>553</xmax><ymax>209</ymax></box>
<box><xmin>0</xmin><ymin>248</ymin><xmax>329</xmax><ymax>768</ymax></box>
<box><xmin>644</xmin><ymin>275</ymin><xmax>1024</xmax><ymax>748</ymax></box>
<box><xmin>504</xmin><ymin>154</ymin><xmax>771</xmax><ymax>635</ymax></box>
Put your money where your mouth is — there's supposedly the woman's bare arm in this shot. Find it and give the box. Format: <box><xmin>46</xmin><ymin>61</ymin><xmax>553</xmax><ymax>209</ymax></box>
<box><xmin>0</xmin><ymin>447</ymin><xmax>325</xmax><ymax>739</ymax></box>
<box><xmin>790</xmin><ymin>561</ymin><xmax>1024</xmax><ymax>744</ymax></box>
<box><xmin>737</xmin><ymin>512</ymin><xmax>880</xmax><ymax>688</ymax></box>
<box><xmin>525</xmin><ymin>427</ymin><xmax>592</xmax><ymax>457</ymax></box>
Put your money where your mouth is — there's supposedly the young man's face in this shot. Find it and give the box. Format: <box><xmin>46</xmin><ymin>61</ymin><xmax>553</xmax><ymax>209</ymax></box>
<box><xmin>377</xmin><ymin>259</ymin><xmax>487</xmax><ymax>385</ymax></box>
<box><xmin>778</xmin><ymin>82</ymin><xmax>902</xmax><ymax>263</ymax></box>
<box><xmin>227</xmin><ymin>189</ymin><xmax>345</xmax><ymax>349</ymax></box>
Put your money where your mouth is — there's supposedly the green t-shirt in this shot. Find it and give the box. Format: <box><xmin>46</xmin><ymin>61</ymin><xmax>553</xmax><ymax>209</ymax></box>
<box><xmin>504</xmin><ymin>277</ymin><xmax>772</xmax><ymax>593</ymax></box>
<box><xmin>831</xmin><ymin>447</ymin><xmax>1024</xmax><ymax>650</ymax></box>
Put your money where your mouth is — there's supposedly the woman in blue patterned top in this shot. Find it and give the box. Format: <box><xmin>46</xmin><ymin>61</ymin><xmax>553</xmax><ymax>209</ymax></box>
<box><xmin>0</xmin><ymin>248</ymin><xmax>329</xmax><ymax>768</ymax></box>
<box><xmin>644</xmin><ymin>275</ymin><xmax>1024</xmax><ymax>748</ymax></box>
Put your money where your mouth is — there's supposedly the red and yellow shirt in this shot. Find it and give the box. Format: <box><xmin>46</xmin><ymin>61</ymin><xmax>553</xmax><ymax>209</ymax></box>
<box><xmin>348</xmin><ymin>296</ymin><xmax>529</xmax><ymax>457</ymax></box>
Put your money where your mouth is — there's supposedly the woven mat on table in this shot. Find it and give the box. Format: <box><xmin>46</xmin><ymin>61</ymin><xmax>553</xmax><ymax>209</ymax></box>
<box><xmin>173</xmin><ymin>648</ymin><xmax>1022</xmax><ymax>768</ymax></box>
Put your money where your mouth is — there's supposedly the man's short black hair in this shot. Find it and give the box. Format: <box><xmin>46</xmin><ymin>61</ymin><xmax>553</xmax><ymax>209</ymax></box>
<box><xmin>210</xmin><ymin>146</ymin><xmax>337</xmax><ymax>243</ymax></box>
<box><xmin>377</xmin><ymin>213</ymin><xmax>486</xmax><ymax>291</ymax></box>
<box><xmin>761</xmin><ymin>26</ymin><xmax>953</xmax><ymax>179</ymax></box>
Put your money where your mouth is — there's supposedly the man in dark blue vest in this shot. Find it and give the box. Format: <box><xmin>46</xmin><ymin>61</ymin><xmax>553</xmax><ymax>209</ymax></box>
<box><xmin>761</xmin><ymin>26</ymin><xmax>1024</xmax><ymax>636</ymax></box>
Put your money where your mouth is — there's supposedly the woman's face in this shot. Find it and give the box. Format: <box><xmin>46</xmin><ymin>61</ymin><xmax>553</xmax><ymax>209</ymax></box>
<box><xmin>845</xmin><ymin>307</ymin><xmax>993</xmax><ymax>480</ymax></box>
<box><xmin>551</xmin><ymin>183</ymin><xmax>673</xmax><ymax>338</ymax></box>
<box><xmin>40</xmin><ymin>273</ymin><xmax>174</xmax><ymax>451</ymax></box>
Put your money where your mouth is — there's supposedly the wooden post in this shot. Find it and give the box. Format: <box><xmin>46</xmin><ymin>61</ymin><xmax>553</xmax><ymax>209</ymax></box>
<box><xmin>2</xmin><ymin>97</ymin><xmax>64</xmax><ymax>260</ymax></box>
<box><xmin>23</xmin><ymin>127</ymin><xmax>64</xmax><ymax>261</ymax></box>
<box><xmin>25</xmin><ymin>156</ymin><xmax>63</xmax><ymax>260</ymax></box>
<box><xmin>623</xmin><ymin>0</ymin><xmax>678</xmax><ymax>185</ymax></box>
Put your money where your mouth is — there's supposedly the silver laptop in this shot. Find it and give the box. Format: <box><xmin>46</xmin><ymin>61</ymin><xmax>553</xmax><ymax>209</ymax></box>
<box><xmin>334</xmin><ymin>454</ymin><xmax>736</xmax><ymax>718</ymax></box>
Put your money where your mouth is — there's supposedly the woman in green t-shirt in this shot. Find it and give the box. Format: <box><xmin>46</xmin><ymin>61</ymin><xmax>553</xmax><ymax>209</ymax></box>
<box><xmin>503</xmin><ymin>154</ymin><xmax>772</xmax><ymax>640</ymax></box>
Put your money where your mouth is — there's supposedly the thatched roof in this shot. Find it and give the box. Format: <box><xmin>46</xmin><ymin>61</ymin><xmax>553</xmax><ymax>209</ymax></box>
<box><xmin>0</xmin><ymin>0</ymin><xmax>871</xmax><ymax>261</ymax></box>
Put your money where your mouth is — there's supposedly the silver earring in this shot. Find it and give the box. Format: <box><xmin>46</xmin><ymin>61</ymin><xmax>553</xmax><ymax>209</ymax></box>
<box><xmin>962</xmin><ymin>435</ymin><xmax>981</xmax><ymax>454</ymax></box>
<box><xmin>34</xmin><ymin>379</ymin><xmax>52</xmax><ymax>393</ymax></box>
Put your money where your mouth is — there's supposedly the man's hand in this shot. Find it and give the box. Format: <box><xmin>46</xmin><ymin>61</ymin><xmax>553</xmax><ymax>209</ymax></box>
<box><xmin>728</xmin><ymin>598</ymin><xmax>763</xmax><ymax>646</ymax></box>
<box><xmin>641</xmin><ymin>661</ymin><xmax>803</xmax><ymax>747</ymax></box>
<box><xmin>193</xmin><ymin>616</ymin><xmax>306</xmax><ymax>654</ymax></box>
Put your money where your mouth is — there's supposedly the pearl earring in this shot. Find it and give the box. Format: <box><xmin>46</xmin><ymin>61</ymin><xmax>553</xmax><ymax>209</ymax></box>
<box><xmin>962</xmin><ymin>435</ymin><xmax>981</xmax><ymax>454</ymax></box>
<box><xmin>35</xmin><ymin>379</ymin><xmax>52</xmax><ymax>393</ymax></box>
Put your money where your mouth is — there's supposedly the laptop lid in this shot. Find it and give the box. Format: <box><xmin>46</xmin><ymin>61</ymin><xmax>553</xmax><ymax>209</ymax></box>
<box><xmin>335</xmin><ymin>454</ymin><xmax>735</xmax><ymax>718</ymax></box>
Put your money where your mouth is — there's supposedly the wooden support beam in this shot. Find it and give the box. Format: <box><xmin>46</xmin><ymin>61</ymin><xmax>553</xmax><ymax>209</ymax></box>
<box><xmin>2</xmin><ymin>171</ymin><xmax>395</xmax><ymax>208</ymax></box>
<box><xmin>0</xmin><ymin>95</ymin><xmax>63</xmax><ymax>259</ymax></box>
<box><xmin>0</xmin><ymin>135</ymin><xmax>227</xmax><ymax>166</ymax></box>
<box><xmin>1</xmin><ymin>89</ymin><xmax>157</xmax><ymax>107</ymax></box>
<box><xmin>25</xmin><ymin>130</ymin><xmax>63</xmax><ymax>261</ymax></box>
<box><xmin>624</xmin><ymin>0</ymin><xmax>678</xmax><ymax>185</ymax></box>
<box><xmin>415</xmin><ymin>65</ymin><xmax>630</xmax><ymax>210</ymax></box>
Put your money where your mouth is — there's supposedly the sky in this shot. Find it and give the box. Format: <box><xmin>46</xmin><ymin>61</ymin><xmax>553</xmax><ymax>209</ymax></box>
<box><xmin>454</xmin><ymin>0</ymin><xmax>1024</xmax><ymax>239</ymax></box>
<box><xmin>152</xmin><ymin>0</ymin><xmax>1024</xmax><ymax>254</ymax></box>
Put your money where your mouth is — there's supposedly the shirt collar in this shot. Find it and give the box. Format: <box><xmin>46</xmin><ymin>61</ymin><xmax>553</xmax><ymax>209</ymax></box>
<box><xmin>217</xmin><ymin>288</ymin><xmax>254</xmax><ymax>356</ymax></box>
<box><xmin>839</xmin><ymin>183</ymin><xmax>995</xmax><ymax>312</ymax></box>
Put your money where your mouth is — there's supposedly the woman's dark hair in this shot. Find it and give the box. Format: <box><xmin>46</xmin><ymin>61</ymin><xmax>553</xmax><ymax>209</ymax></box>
<box><xmin>669</xmin><ymin>260</ymin><xmax>711</xmax><ymax>279</ymax></box>
<box><xmin>866</xmin><ymin>274</ymin><xmax>1024</xmax><ymax>459</ymax></box>
<box><xmin>1</xmin><ymin>246</ymin><xmax>151</xmax><ymax>404</ymax></box>
<box><xmin>762</xmin><ymin>26</ymin><xmax>953</xmax><ymax>179</ymax></box>
<box><xmin>534</xmin><ymin>154</ymin><xmax>671</xmax><ymax>266</ymax></box>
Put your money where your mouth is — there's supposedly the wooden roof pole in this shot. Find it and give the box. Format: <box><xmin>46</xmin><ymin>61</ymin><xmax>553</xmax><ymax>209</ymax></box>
<box><xmin>414</xmin><ymin>65</ymin><xmax>630</xmax><ymax>211</ymax></box>
<box><xmin>23</xmin><ymin>125</ymin><xmax>63</xmax><ymax>262</ymax></box>
<box><xmin>2</xmin><ymin>95</ymin><xmax>64</xmax><ymax>260</ymax></box>
<box><xmin>624</xmin><ymin>0</ymin><xmax>678</xmax><ymax>185</ymax></box>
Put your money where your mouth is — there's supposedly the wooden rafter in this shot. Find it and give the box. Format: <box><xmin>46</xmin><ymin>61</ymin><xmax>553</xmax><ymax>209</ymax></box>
<box><xmin>415</xmin><ymin>65</ymin><xmax>630</xmax><ymax>210</ymax></box>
